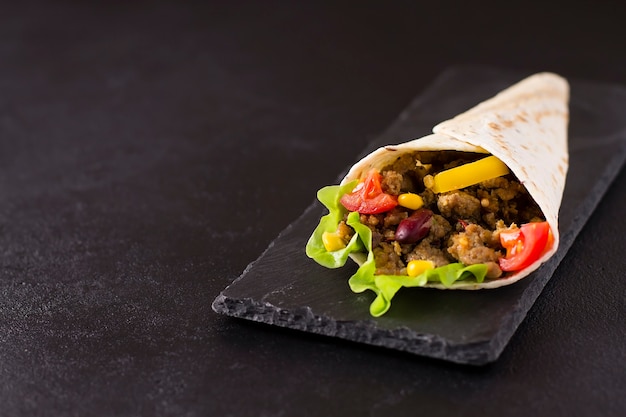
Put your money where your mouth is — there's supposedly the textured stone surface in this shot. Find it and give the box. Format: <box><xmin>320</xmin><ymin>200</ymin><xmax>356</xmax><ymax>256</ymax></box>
<box><xmin>213</xmin><ymin>67</ymin><xmax>626</xmax><ymax>365</ymax></box>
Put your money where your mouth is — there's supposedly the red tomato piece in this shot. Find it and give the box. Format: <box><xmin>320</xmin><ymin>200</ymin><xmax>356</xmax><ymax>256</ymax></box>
<box><xmin>499</xmin><ymin>221</ymin><xmax>551</xmax><ymax>272</ymax></box>
<box><xmin>340</xmin><ymin>170</ymin><xmax>398</xmax><ymax>214</ymax></box>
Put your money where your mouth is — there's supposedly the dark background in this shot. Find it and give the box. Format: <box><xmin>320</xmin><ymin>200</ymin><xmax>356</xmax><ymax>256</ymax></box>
<box><xmin>1</xmin><ymin>1</ymin><xmax>625</xmax><ymax>416</ymax></box>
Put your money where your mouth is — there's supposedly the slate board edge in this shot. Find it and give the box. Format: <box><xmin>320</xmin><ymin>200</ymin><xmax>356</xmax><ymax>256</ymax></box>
<box><xmin>212</xmin><ymin>293</ymin><xmax>496</xmax><ymax>365</ymax></box>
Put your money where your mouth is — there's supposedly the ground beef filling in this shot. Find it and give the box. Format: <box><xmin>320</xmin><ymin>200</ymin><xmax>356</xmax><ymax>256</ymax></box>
<box><xmin>350</xmin><ymin>151</ymin><xmax>544</xmax><ymax>278</ymax></box>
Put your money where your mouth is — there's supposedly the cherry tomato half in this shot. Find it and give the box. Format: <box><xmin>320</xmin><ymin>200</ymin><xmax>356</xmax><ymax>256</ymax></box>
<box><xmin>340</xmin><ymin>170</ymin><xmax>398</xmax><ymax>214</ymax></box>
<box><xmin>499</xmin><ymin>221</ymin><xmax>551</xmax><ymax>272</ymax></box>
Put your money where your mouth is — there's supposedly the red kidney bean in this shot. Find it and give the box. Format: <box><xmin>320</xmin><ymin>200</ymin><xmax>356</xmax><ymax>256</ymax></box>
<box><xmin>395</xmin><ymin>209</ymin><xmax>433</xmax><ymax>244</ymax></box>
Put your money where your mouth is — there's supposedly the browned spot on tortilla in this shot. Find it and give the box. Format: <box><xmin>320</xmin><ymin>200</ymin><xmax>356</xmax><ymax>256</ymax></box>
<box><xmin>558</xmin><ymin>164</ymin><xmax>565</xmax><ymax>175</ymax></box>
<box><xmin>492</xmin><ymin>135</ymin><xmax>505</xmax><ymax>146</ymax></box>
<box><xmin>534</xmin><ymin>109</ymin><xmax>564</xmax><ymax>123</ymax></box>
<box><xmin>520</xmin><ymin>143</ymin><xmax>530</xmax><ymax>150</ymax></box>
<box><xmin>490</xmin><ymin>117</ymin><xmax>521</xmax><ymax>130</ymax></box>
<box><xmin>385</xmin><ymin>147</ymin><xmax>398</xmax><ymax>151</ymax></box>
<box><xmin>516</xmin><ymin>114</ymin><xmax>528</xmax><ymax>123</ymax></box>
<box><xmin>520</xmin><ymin>167</ymin><xmax>528</xmax><ymax>177</ymax></box>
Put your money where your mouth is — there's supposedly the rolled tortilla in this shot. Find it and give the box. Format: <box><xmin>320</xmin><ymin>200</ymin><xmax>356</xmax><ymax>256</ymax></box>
<box><xmin>340</xmin><ymin>72</ymin><xmax>569</xmax><ymax>289</ymax></box>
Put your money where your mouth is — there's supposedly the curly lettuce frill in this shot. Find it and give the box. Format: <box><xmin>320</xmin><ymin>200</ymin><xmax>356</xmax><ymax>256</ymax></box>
<box><xmin>305</xmin><ymin>181</ymin><xmax>362</xmax><ymax>268</ymax></box>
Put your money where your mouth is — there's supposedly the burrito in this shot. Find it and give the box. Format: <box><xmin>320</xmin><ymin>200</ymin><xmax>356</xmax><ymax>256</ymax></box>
<box><xmin>305</xmin><ymin>72</ymin><xmax>569</xmax><ymax>316</ymax></box>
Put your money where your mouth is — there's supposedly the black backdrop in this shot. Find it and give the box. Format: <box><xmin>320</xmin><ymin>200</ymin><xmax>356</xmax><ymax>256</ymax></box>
<box><xmin>1</xmin><ymin>1</ymin><xmax>625</xmax><ymax>416</ymax></box>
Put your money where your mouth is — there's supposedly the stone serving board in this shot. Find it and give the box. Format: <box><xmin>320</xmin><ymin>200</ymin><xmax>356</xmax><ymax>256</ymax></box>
<box><xmin>212</xmin><ymin>67</ymin><xmax>626</xmax><ymax>365</ymax></box>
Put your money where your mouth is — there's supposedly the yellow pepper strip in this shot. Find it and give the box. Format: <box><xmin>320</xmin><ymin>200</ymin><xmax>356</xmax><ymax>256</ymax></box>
<box><xmin>429</xmin><ymin>155</ymin><xmax>510</xmax><ymax>194</ymax></box>
<box><xmin>397</xmin><ymin>193</ymin><xmax>424</xmax><ymax>210</ymax></box>
<box><xmin>406</xmin><ymin>260</ymin><xmax>435</xmax><ymax>277</ymax></box>
<box><xmin>322</xmin><ymin>231</ymin><xmax>346</xmax><ymax>252</ymax></box>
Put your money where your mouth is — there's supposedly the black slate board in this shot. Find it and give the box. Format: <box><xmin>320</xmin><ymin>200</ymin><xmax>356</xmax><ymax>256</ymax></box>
<box><xmin>212</xmin><ymin>67</ymin><xmax>626</xmax><ymax>365</ymax></box>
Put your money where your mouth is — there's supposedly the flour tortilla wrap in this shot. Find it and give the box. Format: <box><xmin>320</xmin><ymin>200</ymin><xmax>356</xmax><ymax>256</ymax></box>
<box><xmin>341</xmin><ymin>72</ymin><xmax>569</xmax><ymax>289</ymax></box>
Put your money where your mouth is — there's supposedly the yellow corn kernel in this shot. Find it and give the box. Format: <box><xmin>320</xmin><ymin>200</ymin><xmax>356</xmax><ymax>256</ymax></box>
<box><xmin>406</xmin><ymin>260</ymin><xmax>435</xmax><ymax>277</ymax></box>
<box><xmin>430</xmin><ymin>155</ymin><xmax>509</xmax><ymax>194</ymax></box>
<box><xmin>322</xmin><ymin>232</ymin><xmax>346</xmax><ymax>252</ymax></box>
<box><xmin>398</xmin><ymin>193</ymin><xmax>424</xmax><ymax>210</ymax></box>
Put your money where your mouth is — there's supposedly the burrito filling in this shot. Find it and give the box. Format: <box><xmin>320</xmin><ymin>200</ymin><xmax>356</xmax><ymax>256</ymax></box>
<box><xmin>306</xmin><ymin>151</ymin><xmax>553</xmax><ymax>316</ymax></box>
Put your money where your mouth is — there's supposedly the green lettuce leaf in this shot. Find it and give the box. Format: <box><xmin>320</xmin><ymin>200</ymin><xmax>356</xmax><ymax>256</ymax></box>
<box><xmin>346</xmin><ymin>211</ymin><xmax>488</xmax><ymax>316</ymax></box>
<box><xmin>305</xmin><ymin>180</ymin><xmax>361</xmax><ymax>268</ymax></box>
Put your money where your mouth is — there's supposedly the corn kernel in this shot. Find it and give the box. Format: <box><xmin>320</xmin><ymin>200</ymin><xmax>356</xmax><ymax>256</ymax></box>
<box><xmin>423</xmin><ymin>175</ymin><xmax>435</xmax><ymax>189</ymax></box>
<box><xmin>406</xmin><ymin>260</ymin><xmax>435</xmax><ymax>277</ymax></box>
<box><xmin>322</xmin><ymin>232</ymin><xmax>346</xmax><ymax>252</ymax></box>
<box><xmin>398</xmin><ymin>193</ymin><xmax>424</xmax><ymax>210</ymax></box>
